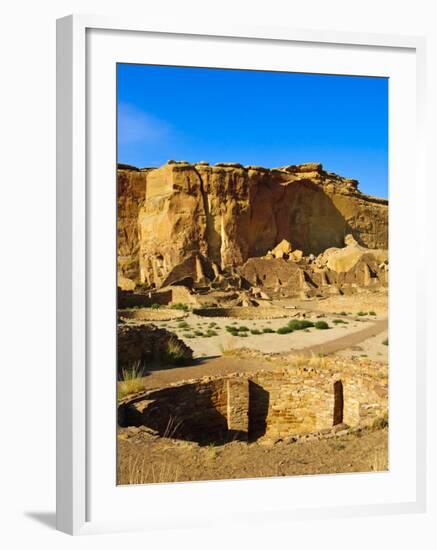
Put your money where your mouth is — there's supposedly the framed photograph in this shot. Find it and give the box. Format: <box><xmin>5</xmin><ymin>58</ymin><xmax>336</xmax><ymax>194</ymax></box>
<box><xmin>56</xmin><ymin>14</ymin><xmax>427</xmax><ymax>535</ymax></box>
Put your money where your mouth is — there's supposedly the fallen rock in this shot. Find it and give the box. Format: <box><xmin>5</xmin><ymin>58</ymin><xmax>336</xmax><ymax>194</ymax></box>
<box><xmin>270</xmin><ymin>239</ymin><xmax>293</xmax><ymax>259</ymax></box>
<box><xmin>290</xmin><ymin>249</ymin><xmax>303</xmax><ymax>262</ymax></box>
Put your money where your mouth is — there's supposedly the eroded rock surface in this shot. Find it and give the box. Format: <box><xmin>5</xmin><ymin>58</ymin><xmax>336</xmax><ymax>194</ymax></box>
<box><xmin>117</xmin><ymin>161</ymin><xmax>388</xmax><ymax>291</ymax></box>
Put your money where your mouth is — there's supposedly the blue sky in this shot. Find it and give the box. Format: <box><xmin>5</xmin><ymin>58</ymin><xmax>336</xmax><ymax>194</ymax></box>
<box><xmin>117</xmin><ymin>64</ymin><xmax>388</xmax><ymax>198</ymax></box>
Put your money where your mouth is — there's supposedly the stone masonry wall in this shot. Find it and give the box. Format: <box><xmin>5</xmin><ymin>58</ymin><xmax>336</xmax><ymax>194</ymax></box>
<box><xmin>118</xmin><ymin>367</ymin><xmax>387</xmax><ymax>443</ymax></box>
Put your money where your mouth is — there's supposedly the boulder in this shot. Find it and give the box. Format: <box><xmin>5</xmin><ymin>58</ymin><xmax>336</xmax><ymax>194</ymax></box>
<box><xmin>290</xmin><ymin>249</ymin><xmax>303</xmax><ymax>262</ymax></box>
<box><xmin>270</xmin><ymin>239</ymin><xmax>293</xmax><ymax>259</ymax></box>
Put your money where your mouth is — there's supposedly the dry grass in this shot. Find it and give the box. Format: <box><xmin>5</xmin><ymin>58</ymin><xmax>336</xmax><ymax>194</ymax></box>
<box><xmin>163</xmin><ymin>415</ymin><xmax>184</xmax><ymax>439</ymax></box>
<box><xmin>287</xmin><ymin>353</ymin><xmax>328</xmax><ymax>370</ymax></box>
<box><xmin>120</xmin><ymin>454</ymin><xmax>182</xmax><ymax>485</ymax></box>
<box><xmin>118</xmin><ymin>360</ymin><xmax>146</xmax><ymax>399</ymax></box>
<box><xmin>370</xmin><ymin>448</ymin><xmax>388</xmax><ymax>471</ymax></box>
<box><xmin>218</xmin><ymin>335</ymin><xmax>238</xmax><ymax>356</ymax></box>
<box><xmin>164</xmin><ymin>336</ymin><xmax>192</xmax><ymax>365</ymax></box>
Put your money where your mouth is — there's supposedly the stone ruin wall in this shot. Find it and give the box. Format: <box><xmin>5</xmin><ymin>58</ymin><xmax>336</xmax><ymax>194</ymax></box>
<box><xmin>117</xmin><ymin>324</ymin><xmax>193</xmax><ymax>376</ymax></box>
<box><xmin>118</xmin><ymin>368</ymin><xmax>388</xmax><ymax>443</ymax></box>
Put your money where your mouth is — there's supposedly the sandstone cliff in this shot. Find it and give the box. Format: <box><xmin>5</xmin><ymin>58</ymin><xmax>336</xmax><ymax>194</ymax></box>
<box><xmin>117</xmin><ymin>161</ymin><xmax>388</xmax><ymax>290</ymax></box>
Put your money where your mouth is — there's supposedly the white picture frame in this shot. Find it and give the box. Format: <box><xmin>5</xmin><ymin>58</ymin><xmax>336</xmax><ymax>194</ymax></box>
<box><xmin>56</xmin><ymin>14</ymin><xmax>427</xmax><ymax>535</ymax></box>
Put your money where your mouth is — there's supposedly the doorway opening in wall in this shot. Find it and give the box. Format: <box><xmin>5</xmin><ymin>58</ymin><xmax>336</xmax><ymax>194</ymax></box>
<box><xmin>333</xmin><ymin>380</ymin><xmax>344</xmax><ymax>425</ymax></box>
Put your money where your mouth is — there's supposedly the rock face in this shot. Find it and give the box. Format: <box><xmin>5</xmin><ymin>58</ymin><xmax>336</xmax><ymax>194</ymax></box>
<box><xmin>117</xmin><ymin>161</ymin><xmax>388</xmax><ymax>290</ymax></box>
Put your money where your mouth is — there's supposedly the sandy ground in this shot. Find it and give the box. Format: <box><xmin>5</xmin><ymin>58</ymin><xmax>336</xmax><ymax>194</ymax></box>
<box><xmin>288</xmin><ymin>288</ymin><xmax>388</xmax><ymax>316</ymax></box>
<box><xmin>117</xmin><ymin>426</ymin><xmax>388</xmax><ymax>484</ymax></box>
<box><xmin>151</xmin><ymin>312</ymin><xmax>387</xmax><ymax>359</ymax></box>
<box><xmin>336</xmin><ymin>329</ymin><xmax>388</xmax><ymax>363</ymax></box>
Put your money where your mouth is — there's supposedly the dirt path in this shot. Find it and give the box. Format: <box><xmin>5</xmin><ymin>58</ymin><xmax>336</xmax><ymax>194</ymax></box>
<box><xmin>137</xmin><ymin>318</ymin><xmax>387</xmax><ymax>390</ymax></box>
<box><xmin>296</xmin><ymin>318</ymin><xmax>387</xmax><ymax>356</ymax></box>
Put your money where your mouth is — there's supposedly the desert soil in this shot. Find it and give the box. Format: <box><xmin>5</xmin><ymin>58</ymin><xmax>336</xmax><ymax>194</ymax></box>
<box><xmin>117</xmin><ymin>426</ymin><xmax>388</xmax><ymax>484</ymax></box>
<box><xmin>150</xmin><ymin>312</ymin><xmax>387</xmax><ymax>360</ymax></box>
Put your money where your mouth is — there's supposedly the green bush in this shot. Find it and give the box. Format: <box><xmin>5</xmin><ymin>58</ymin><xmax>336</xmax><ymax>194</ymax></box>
<box><xmin>237</xmin><ymin>326</ymin><xmax>249</xmax><ymax>332</ymax></box>
<box><xmin>262</xmin><ymin>327</ymin><xmax>275</xmax><ymax>333</ymax></box>
<box><xmin>277</xmin><ymin>326</ymin><xmax>294</xmax><ymax>334</ymax></box>
<box><xmin>170</xmin><ymin>303</ymin><xmax>189</xmax><ymax>312</ymax></box>
<box><xmin>150</xmin><ymin>303</ymin><xmax>161</xmax><ymax>309</ymax></box>
<box><xmin>194</xmin><ymin>330</ymin><xmax>204</xmax><ymax>337</ymax></box>
<box><xmin>369</xmin><ymin>311</ymin><xmax>376</xmax><ymax>316</ymax></box>
<box><xmin>250</xmin><ymin>329</ymin><xmax>262</xmax><ymax>335</ymax></box>
<box><xmin>288</xmin><ymin>319</ymin><xmax>314</xmax><ymax>330</ymax></box>
<box><xmin>333</xmin><ymin>319</ymin><xmax>348</xmax><ymax>325</ymax></box>
<box><xmin>205</xmin><ymin>329</ymin><xmax>218</xmax><ymax>337</ymax></box>
<box><xmin>238</xmin><ymin>332</ymin><xmax>248</xmax><ymax>337</ymax></box>
<box><xmin>382</xmin><ymin>338</ymin><xmax>388</xmax><ymax>346</ymax></box>
<box><xmin>314</xmin><ymin>321</ymin><xmax>329</xmax><ymax>330</ymax></box>
<box><xmin>357</xmin><ymin>311</ymin><xmax>367</xmax><ymax>316</ymax></box>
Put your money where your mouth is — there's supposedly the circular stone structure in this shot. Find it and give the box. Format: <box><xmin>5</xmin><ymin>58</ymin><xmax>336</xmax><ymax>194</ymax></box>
<box><xmin>192</xmin><ymin>306</ymin><xmax>289</xmax><ymax>320</ymax></box>
<box><xmin>118</xmin><ymin>308</ymin><xmax>187</xmax><ymax>322</ymax></box>
<box><xmin>118</xmin><ymin>367</ymin><xmax>387</xmax><ymax>445</ymax></box>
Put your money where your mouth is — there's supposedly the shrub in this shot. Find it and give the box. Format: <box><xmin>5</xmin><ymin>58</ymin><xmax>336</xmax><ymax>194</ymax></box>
<box><xmin>382</xmin><ymin>338</ymin><xmax>389</xmax><ymax>346</ymax></box>
<box><xmin>150</xmin><ymin>303</ymin><xmax>161</xmax><ymax>309</ymax></box>
<box><xmin>170</xmin><ymin>302</ymin><xmax>189</xmax><ymax>312</ymax></box>
<box><xmin>118</xmin><ymin>361</ymin><xmax>146</xmax><ymax>398</ymax></box>
<box><xmin>205</xmin><ymin>329</ymin><xmax>218</xmax><ymax>337</ymax></box>
<box><xmin>333</xmin><ymin>319</ymin><xmax>348</xmax><ymax>325</ymax></box>
<box><xmin>373</xmin><ymin>414</ymin><xmax>389</xmax><ymax>429</ymax></box>
<box><xmin>218</xmin><ymin>341</ymin><xmax>237</xmax><ymax>356</ymax></box>
<box><xmin>250</xmin><ymin>329</ymin><xmax>262</xmax><ymax>335</ymax></box>
<box><xmin>369</xmin><ymin>311</ymin><xmax>376</xmax><ymax>316</ymax></box>
<box><xmin>164</xmin><ymin>337</ymin><xmax>192</xmax><ymax>365</ymax></box>
<box><xmin>184</xmin><ymin>333</ymin><xmax>195</xmax><ymax>339</ymax></box>
<box><xmin>339</xmin><ymin>311</ymin><xmax>348</xmax><ymax>316</ymax></box>
<box><xmin>177</xmin><ymin>321</ymin><xmax>189</xmax><ymax>329</ymax></box>
<box><xmin>238</xmin><ymin>332</ymin><xmax>248</xmax><ymax>337</ymax></box>
<box><xmin>277</xmin><ymin>326</ymin><xmax>294</xmax><ymax>334</ymax></box>
<box><xmin>237</xmin><ymin>326</ymin><xmax>249</xmax><ymax>332</ymax></box>
<box><xmin>288</xmin><ymin>319</ymin><xmax>315</xmax><ymax>330</ymax></box>
<box><xmin>194</xmin><ymin>330</ymin><xmax>204</xmax><ymax>337</ymax></box>
<box><xmin>314</xmin><ymin>321</ymin><xmax>329</xmax><ymax>330</ymax></box>
<box><xmin>357</xmin><ymin>311</ymin><xmax>367</xmax><ymax>316</ymax></box>
<box><xmin>262</xmin><ymin>327</ymin><xmax>275</xmax><ymax>333</ymax></box>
